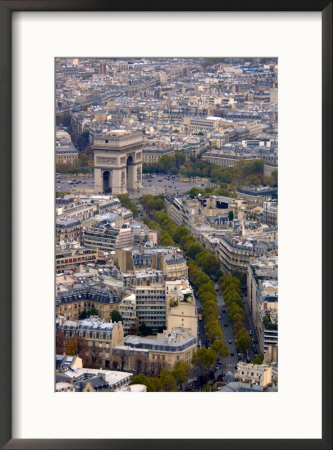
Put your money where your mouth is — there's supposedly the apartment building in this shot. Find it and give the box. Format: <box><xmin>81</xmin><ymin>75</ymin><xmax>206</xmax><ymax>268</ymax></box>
<box><xmin>236</xmin><ymin>362</ymin><xmax>272</xmax><ymax>387</ymax></box>
<box><xmin>83</xmin><ymin>224</ymin><xmax>120</xmax><ymax>253</ymax></box>
<box><xmin>247</xmin><ymin>255</ymin><xmax>278</xmax><ymax>354</ymax></box>
<box><xmin>166</xmin><ymin>280</ymin><xmax>198</xmax><ymax>336</ymax></box>
<box><xmin>118</xmin><ymin>293</ymin><xmax>137</xmax><ymax>333</ymax></box>
<box><xmin>56</xmin><ymin>146</ymin><xmax>79</xmax><ymax>165</ymax></box>
<box><xmin>56</xmin><ymin>246</ymin><xmax>98</xmax><ymax>274</ymax></box>
<box><xmin>135</xmin><ymin>283</ymin><xmax>167</xmax><ymax>329</ymax></box>
<box><xmin>217</xmin><ymin>233</ymin><xmax>277</xmax><ymax>274</ymax></box>
<box><xmin>202</xmin><ymin>151</ymin><xmax>257</xmax><ymax>167</ymax></box>
<box><xmin>113</xmin><ymin>327</ymin><xmax>197</xmax><ymax>374</ymax></box>
<box><xmin>56</xmin><ymin>217</ymin><xmax>83</xmax><ymax>244</ymax></box>
<box><xmin>56</xmin><ymin>284</ymin><xmax>119</xmax><ymax>321</ymax></box>
<box><xmin>142</xmin><ymin>147</ymin><xmax>175</xmax><ymax>164</ymax></box>
<box><xmin>262</xmin><ymin>201</ymin><xmax>278</xmax><ymax>226</ymax></box>
<box><xmin>58</xmin><ymin>317</ymin><xmax>124</xmax><ymax>370</ymax></box>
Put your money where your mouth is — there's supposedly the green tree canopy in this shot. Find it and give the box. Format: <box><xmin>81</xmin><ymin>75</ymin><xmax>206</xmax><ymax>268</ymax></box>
<box><xmin>131</xmin><ymin>374</ymin><xmax>155</xmax><ymax>392</ymax></box>
<box><xmin>192</xmin><ymin>347</ymin><xmax>218</xmax><ymax>374</ymax></box>
<box><xmin>111</xmin><ymin>309</ymin><xmax>123</xmax><ymax>323</ymax></box>
<box><xmin>171</xmin><ymin>361</ymin><xmax>192</xmax><ymax>385</ymax></box>
<box><xmin>211</xmin><ymin>339</ymin><xmax>229</xmax><ymax>358</ymax></box>
<box><xmin>236</xmin><ymin>328</ymin><xmax>251</xmax><ymax>353</ymax></box>
<box><xmin>251</xmin><ymin>354</ymin><xmax>264</xmax><ymax>365</ymax></box>
<box><xmin>160</xmin><ymin>373</ymin><xmax>178</xmax><ymax>392</ymax></box>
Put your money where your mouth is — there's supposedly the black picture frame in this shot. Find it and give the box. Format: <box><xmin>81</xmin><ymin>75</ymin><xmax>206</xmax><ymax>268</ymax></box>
<box><xmin>0</xmin><ymin>2</ymin><xmax>332</xmax><ymax>449</ymax></box>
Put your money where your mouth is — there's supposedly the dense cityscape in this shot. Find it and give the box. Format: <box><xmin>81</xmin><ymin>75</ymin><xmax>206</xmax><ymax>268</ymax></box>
<box><xmin>55</xmin><ymin>57</ymin><xmax>278</xmax><ymax>393</ymax></box>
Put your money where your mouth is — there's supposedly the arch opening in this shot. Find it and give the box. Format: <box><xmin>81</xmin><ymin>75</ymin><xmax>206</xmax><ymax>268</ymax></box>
<box><xmin>103</xmin><ymin>171</ymin><xmax>111</xmax><ymax>193</ymax></box>
<box><xmin>126</xmin><ymin>155</ymin><xmax>135</xmax><ymax>192</ymax></box>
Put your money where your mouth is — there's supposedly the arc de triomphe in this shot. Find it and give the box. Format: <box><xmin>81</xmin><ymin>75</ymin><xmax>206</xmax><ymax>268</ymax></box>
<box><xmin>93</xmin><ymin>130</ymin><xmax>143</xmax><ymax>194</ymax></box>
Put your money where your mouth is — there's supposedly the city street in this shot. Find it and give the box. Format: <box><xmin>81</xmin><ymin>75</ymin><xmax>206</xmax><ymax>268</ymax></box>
<box><xmin>135</xmin><ymin>174</ymin><xmax>214</xmax><ymax>199</ymax></box>
<box><xmin>215</xmin><ymin>284</ymin><xmax>239</xmax><ymax>374</ymax></box>
<box><xmin>56</xmin><ymin>175</ymin><xmax>94</xmax><ymax>193</ymax></box>
<box><xmin>56</xmin><ymin>173</ymin><xmax>215</xmax><ymax>198</ymax></box>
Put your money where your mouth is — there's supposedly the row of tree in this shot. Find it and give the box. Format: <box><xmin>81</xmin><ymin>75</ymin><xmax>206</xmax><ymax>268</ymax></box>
<box><xmin>117</xmin><ymin>194</ymin><xmax>139</xmax><ymax>217</ymax></box>
<box><xmin>142</xmin><ymin>152</ymin><xmax>187</xmax><ymax>175</ymax></box>
<box><xmin>130</xmin><ymin>361</ymin><xmax>192</xmax><ymax>392</ymax></box>
<box><xmin>140</xmin><ymin>194</ymin><xmax>165</xmax><ymax>213</ymax></box>
<box><xmin>218</xmin><ymin>275</ymin><xmax>251</xmax><ymax>354</ymax></box>
<box><xmin>186</xmin><ymin>184</ymin><xmax>236</xmax><ymax>199</ymax></box>
<box><xmin>143</xmin><ymin>157</ymin><xmax>277</xmax><ymax>188</ymax></box>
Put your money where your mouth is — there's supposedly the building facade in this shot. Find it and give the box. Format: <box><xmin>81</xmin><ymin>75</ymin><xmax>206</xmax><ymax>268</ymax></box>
<box><xmin>135</xmin><ymin>284</ymin><xmax>167</xmax><ymax>329</ymax></box>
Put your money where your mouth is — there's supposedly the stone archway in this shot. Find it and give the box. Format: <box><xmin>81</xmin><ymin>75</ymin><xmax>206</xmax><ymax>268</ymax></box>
<box><xmin>93</xmin><ymin>131</ymin><xmax>143</xmax><ymax>194</ymax></box>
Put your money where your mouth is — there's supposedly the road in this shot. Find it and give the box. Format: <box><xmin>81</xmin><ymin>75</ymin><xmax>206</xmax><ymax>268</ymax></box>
<box><xmin>56</xmin><ymin>175</ymin><xmax>94</xmax><ymax>193</ymax></box>
<box><xmin>215</xmin><ymin>284</ymin><xmax>239</xmax><ymax>374</ymax></box>
<box><xmin>56</xmin><ymin>173</ymin><xmax>215</xmax><ymax>197</ymax></box>
<box><xmin>134</xmin><ymin>174</ymin><xmax>215</xmax><ymax>199</ymax></box>
<box><xmin>242</xmin><ymin>293</ymin><xmax>260</xmax><ymax>359</ymax></box>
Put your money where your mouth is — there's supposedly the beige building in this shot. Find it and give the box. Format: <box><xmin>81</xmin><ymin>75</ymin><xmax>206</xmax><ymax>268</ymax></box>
<box><xmin>117</xmin><ymin>249</ymin><xmax>135</xmax><ymax>273</ymax></box>
<box><xmin>115</xmin><ymin>227</ymin><xmax>132</xmax><ymax>250</ymax></box>
<box><xmin>161</xmin><ymin>253</ymin><xmax>188</xmax><ymax>280</ymax></box>
<box><xmin>56</xmin><ymin>217</ymin><xmax>82</xmax><ymax>244</ymax></box>
<box><xmin>202</xmin><ymin>151</ymin><xmax>257</xmax><ymax>167</ymax></box>
<box><xmin>166</xmin><ymin>280</ymin><xmax>198</xmax><ymax>336</ymax></box>
<box><xmin>236</xmin><ymin>362</ymin><xmax>272</xmax><ymax>387</ymax></box>
<box><xmin>56</xmin><ymin>147</ymin><xmax>78</xmax><ymax>165</ymax></box>
<box><xmin>118</xmin><ymin>293</ymin><xmax>137</xmax><ymax>333</ymax></box>
<box><xmin>247</xmin><ymin>255</ymin><xmax>278</xmax><ymax>354</ymax></box>
<box><xmin>56</xmin><ymin>245</ymin><xmax>98</xmax><ymax>274</ymax></box>
<box><xmin>142</xmin><ymin>148</ymin><xmax>175</xmax><ymax>164</ymax></box>
<box><xmin>217</xmin><ymin>234</ymin><xmax>277</xmax><ymax>274</ymax></box>
<box><xmin>113</xmin><ymin>327</ymin><xmax>197</xmax><ymax>374</ymax></box>
<box><xmin>58</xmin><ymin>317</ymin><xmax>125</xmax><ymax>370</ymax></box>
<box><xmin>56</xmin><ymin>284</ymin><xmax>119</xmax><ymax>322</ymax></box>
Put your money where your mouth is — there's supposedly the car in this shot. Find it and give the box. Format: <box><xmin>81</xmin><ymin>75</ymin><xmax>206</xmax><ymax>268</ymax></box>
<box><xmin>228</xmin><ymin>339</ymin><xmax>232</xmax><ymax>344</ymax></box>
<box><xmin>222</xmin><ymin>309</ymin><xmax>226</xmax><ymax>313</ymax></box>
<box><xmin>230</xmin><ymin>352</ymin><xmax>234</xmax><ymax>356</ymax></box>
<box><xmin>218</xmin><ymin>315</ymin><xmax>221</xmax><ymax>320</ymax></box>
<box><xmin>224</xmin><ymin>322</ymin><xmax>228</xmax><ymax>327</ymax></box>
<box><xmin>216</xmin><ymin>365</ymin><xmax>221</xmax><ymax>370</ymax></box>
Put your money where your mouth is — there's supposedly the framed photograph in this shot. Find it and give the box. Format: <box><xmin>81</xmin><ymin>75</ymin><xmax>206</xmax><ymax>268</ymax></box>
<box><xmin>0</xmin><ymin>2</ymin><xmax>331</xmax><ymax>449</ymax></box>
